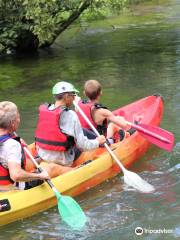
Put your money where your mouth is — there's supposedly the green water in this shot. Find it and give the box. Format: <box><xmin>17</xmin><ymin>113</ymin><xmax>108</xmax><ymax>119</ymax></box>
<box><xmin>0</xmin><ymin>0</ymin><xmax>180</xmax><ymax>239</ymax></box>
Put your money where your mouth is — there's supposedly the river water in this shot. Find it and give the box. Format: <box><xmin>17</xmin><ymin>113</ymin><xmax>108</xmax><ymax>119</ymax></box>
<box><xmin>0</xmin><ymin>0</ymin><xmax>180</xmax><ymax>239</ymax></box>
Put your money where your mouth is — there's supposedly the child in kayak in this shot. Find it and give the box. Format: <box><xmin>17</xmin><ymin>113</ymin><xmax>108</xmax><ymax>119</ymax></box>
<box><xmin>35</xmin><ymin>81</ymin><xmax>106</xmax><ymax>175</ymax></box>
<box><xmin>0</xmin><ymin>101</ymin><xmax>50</xmax><ymax>191</ymax></box>
<box><xmin>75</xmin><ymin>79</ymin><xmax>134</xmax><ymax>143</ymax></box>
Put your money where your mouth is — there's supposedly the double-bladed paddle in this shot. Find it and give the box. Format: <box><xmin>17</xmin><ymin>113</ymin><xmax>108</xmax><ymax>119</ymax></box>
<box><xmin>73</xmin><ymin>101</ymin><xmax>155</xmax><ymax>194</ymax></box>
<box><xmin>20</xmin><ymin>142</ymin><xmax>86</xmax><ymax>230</ymax></box>
<box><xmin>125</xmin><ymin>121</ymin><xmax>174</xmax><ymax>152</ymax></box>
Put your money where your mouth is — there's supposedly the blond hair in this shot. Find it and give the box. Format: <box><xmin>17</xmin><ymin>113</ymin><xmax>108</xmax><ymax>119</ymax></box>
<box><xmin>0</xmin><ymin>101</ymin><xmax>19</xmax><ymax>130</ymax></box>
<box><xmin>84</xmin><ymin>80</ymin><xmax>102</xmax><ymax>100</ymax></box>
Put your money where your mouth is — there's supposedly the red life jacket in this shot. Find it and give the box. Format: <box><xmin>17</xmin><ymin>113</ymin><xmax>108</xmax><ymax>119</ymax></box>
<box><xmin>0</xmin><ymin>135</ymin><xmax>26</xmax><ymax>185</ymax></box>
<box><xmin>35</xmin><ymin>104</ymin><xmax>74</xmax><ymax>151</ymax></box>
<box><xmin>77</xmin><ymin>100</ymin><xmax>108</xmax><ymax>136</ymax></box>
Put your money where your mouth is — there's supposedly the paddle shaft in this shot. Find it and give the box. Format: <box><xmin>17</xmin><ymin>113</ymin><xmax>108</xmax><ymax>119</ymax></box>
<box><xmin>73</xmin><ymin>101</ymin><xmax>126</xmax><ymax>172</ymax></box>
<box><xmin>23</xmin><ymin>147</ymin><xmax>87</xmax><ymax>229</ymax></box>
<box><xmin>126</xmin><ymin>121</ymin><xmax>171</xmax><ymax>144</ymax></box>
<box><xmin>13</xmin><ymin>133</ymin><xmax>87</xmax><ymax>229</ymax></box>
<box><xmin>13</xmin><ymin>132</ymin><xmax>54</xmax><ymax>189</ymax></box>
<box><xmin>23</xmin><ymin>145</ymin><xmax>56</xmax><ymax>190</ymax></box>
<box><xmin>74</xmin><ymin>101</ymin><xmax>156</xmax><ymax>193</ymax></box>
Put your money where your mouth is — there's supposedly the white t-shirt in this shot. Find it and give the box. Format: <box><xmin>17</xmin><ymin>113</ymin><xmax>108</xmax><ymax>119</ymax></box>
<box><xmin>0</xmin><ymin>139</ymin><xmax>22</xmax><ymax>169</ymax></box>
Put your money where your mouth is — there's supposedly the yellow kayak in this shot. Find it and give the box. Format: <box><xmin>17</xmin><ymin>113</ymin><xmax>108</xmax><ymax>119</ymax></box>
<box><xmin>0</xmin><ymin>95</ymin><xmax>164</xmax><ymax>226</ymax></box>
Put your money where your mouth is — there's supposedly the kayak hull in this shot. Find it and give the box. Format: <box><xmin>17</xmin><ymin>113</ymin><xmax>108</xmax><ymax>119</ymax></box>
<box><xmin>0</xmin><ymin>95</ymin><xmax>164</xmax><ymax>226</ymax></box>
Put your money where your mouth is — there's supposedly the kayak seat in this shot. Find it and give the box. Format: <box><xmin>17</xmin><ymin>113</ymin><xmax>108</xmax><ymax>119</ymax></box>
<box><xmin>127</xmin><ymin>127</ymin><xmax>136</xmax><ymax>136</ymax></box>
<box><xmin>24</xmin><ymin>179</ymin><xmax>44</xmax><ymax>190</ymax></box>
<box><xmin>79</xmin><ymin>160</ymin><xmax>92</xmax><ymax>168</ymax></box>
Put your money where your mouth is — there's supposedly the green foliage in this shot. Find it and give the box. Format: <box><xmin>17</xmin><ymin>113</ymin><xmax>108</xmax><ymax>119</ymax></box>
<box><xmin>81</xmin><ymin>0</ymin><xmax>129</xmax><ymax>20</ymax></box>
<box><xmin>0</xmin><ymin>1</ymin><xmax>22</xmax><ymax>53</ymax></box>
<box><xmin>0</xmin><ymin>0</ymin><xmax>146</xmax><ymax>54</ymax></box>
<box><xmin>0</xmin><ymin>0</ymin><xmax>90</xmax><ymax>53</ymax></box>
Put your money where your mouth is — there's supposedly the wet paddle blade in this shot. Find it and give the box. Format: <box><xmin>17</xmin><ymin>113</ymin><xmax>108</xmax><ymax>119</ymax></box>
<box><xmin>22</xmin><ymin>144</ymin><xmax>86</xmax><ymax>229</ymax></box>
<box><xmin>57</xmin><ymin>195</ymin><xmax>86</xmax><ymax>230</ymax></box>
<box><xmin>124</xmin><ymin>169</ymin><xmax>155</xmax><ymax>193</ymax></box>
<box><xmin>136</xmin><ymin>123</ymin><xmax>174</xmax><ymax>152</ymax></box>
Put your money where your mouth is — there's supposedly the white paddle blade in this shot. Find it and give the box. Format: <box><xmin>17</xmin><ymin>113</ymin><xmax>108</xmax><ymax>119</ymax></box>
<box><xmin>123</xmin><ymin>170</ymin><xmax>155</xmax><ymax>193</ymax></box>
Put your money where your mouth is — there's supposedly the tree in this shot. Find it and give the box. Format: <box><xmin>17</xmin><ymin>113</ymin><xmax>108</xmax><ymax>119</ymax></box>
<box><xmin>0</xmin><ymin>0</ymin><xmax>132</xmax><ymax>54</ymax></box>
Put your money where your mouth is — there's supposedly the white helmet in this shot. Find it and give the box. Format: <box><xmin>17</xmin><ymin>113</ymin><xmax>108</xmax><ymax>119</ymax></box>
<box><xmin>52</xmin><ymin>81</ymin><xmax>79</xmax><ymax>95</ymax></box>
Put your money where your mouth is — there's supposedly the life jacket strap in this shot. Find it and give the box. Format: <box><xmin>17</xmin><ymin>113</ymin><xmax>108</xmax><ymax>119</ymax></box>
<box><xmin>35</xmin><ymin>137</ymin><xmax>70</xmax><ymax>148</ymax></box>
<box><xmin>0</xmin><ymin>134</ymin><xmax>12</xmax><ymax>144</ymax></box>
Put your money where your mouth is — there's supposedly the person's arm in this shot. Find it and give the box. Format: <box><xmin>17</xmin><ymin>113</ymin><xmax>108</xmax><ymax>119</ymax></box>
<box><xmin>102</xmin><ymin>109</ymin><xmax>130</xmax><ymax>130</ymax></box>
<box><xmin>61</xmin><ymin>111</ymin><xmax>106</xmax><ymax>150</ymax></box>
<box><xmin>8</xmin><ymin>162</ymin><xmax>49</xmax><ymax>182</ymax></box>
<box><xmin>6</xmin><ymin>139</ymin><xmax>49</xmax><ymax>182</ymax></box>
<box><xmin>74</xmin><ymin>116</ymin><xmax>106</xmax><ymax>150</ymax></box>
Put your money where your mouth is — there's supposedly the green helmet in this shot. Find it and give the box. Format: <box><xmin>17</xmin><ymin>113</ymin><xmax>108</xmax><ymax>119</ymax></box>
<box><xmin>52</xmin><ymin>81</ymin><xmax>79</xmax><ymax>95</ymax></box>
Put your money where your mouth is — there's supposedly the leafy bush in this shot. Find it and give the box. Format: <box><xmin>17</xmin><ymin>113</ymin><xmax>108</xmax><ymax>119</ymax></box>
<box><xmin>0</xmin><ymin>0</ymin><xmax>142</xmax><ymax>55</ymax></box>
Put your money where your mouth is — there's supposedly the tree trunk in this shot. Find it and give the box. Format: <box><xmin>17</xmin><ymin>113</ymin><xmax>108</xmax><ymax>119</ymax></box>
<box><xmin>15</xmin><ymin>30</ymin><xmax>39</xmax><ymax>52</ymax></box>
<box><xmin>41</xmin><ymin>0</ymin><xmax>92</xmax><ymax>48</ymax></box>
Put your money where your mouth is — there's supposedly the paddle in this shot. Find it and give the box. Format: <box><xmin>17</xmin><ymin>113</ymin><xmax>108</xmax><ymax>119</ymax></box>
<box><xmin>20</xmin><ymin>141</ymin><xmax>86</xmax><ymax>230</ymax></box>
<box><xmin>125</xmin><ymin>121</ymin><xmax>174</xmax><ymax>152</ymax></box>
<box><xmin>73</xmin><ymin>101</ymin><xmax>155</xmax><ymax>194</ymax></box>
